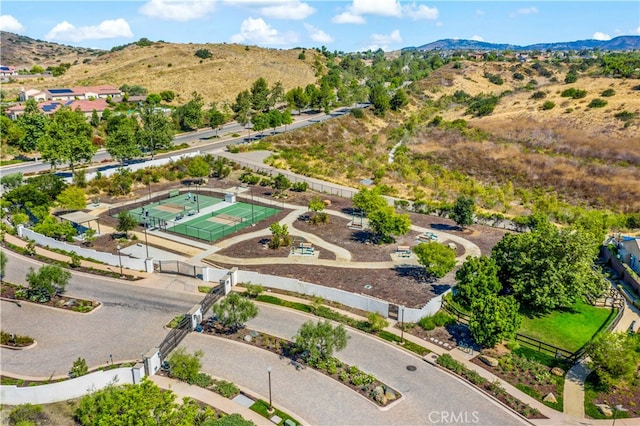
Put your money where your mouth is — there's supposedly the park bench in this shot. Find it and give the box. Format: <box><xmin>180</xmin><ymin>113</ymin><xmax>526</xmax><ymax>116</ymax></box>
<box><xmin>396</xmin><ymin>245</ymin><xmax>411</xmax><ymax>257</ymax></box>
<box><xmin>187</xmin><ymin>210</ymin><xmax>196</xmax><ymax>216</ymax></box>
<box><xmin>175</xmin><ymin>213</ymin><xmax>184</xmax><ymax>220</ymax></box>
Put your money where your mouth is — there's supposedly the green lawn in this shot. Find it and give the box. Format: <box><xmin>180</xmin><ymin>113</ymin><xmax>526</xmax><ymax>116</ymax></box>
<box><xmin>519</xmin><ymin>299</ymin><xmax>616</xmax><ymax>353</ymax></box>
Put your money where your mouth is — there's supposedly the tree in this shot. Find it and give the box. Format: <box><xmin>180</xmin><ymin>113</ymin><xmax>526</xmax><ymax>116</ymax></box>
<box><xmin>167</xmin><ymin>347</ymin><xmax>203</xmax><ymax>384</ymax></box>
<box><xmin>268</xmin><ymin>81</ymin><xmax>284</xmax><ymax>109</ymax></box>
<box><xmin>352</xmin><ymin>187</ymin><xmax>387</xmax><ymax>215</ymax></box>
<box><xmin>454</xmin><ymin>256</ymin><xmax>501</xmax><ymax>310</ymax></box>
<box><xmin>187</xmin><ymin>156</ymin><xmax>210</xmax><ymax>180</ymax></box>
<box><xmin>105</xmin><ymin>115</ymin><xmax>141</xmax><ymax>165</ymax></box>
<box><xmin>25</xmin><ymin>264</ymin><xmax>71</xmax><ymax>302</ymax></box>
<box><xmin>491</xmin><ymin>223</ymin><xmax>605</xmax><ymax>311</ymax></box>
<box><xmin>211</xmin><ymin>292</ymin><xmax>258</xmax><ymax>332</ymax></box>
<box><xmin>15</xmin><ymin>99</ymin><xmax>48</xmax><ymax>152</ymax></box>
<box><xmin>33</xmin><ymin>215</ymin><xmax>78</xmax><ymax>241</ymax></box>
<box><xmin>369</xmin><ymin>84</ymin><xmax>390</xmax><ymax>116</ymax></box>
<box><xmin>0</xmin><ymin>115</ymin><xmax>25</xmax><ymax>148</ymax></box>
<box><xmin>38</xmin><ymin>107</ymin><xmax>96</xmax><ymax>173</ymax></box>
<box><xmin>0</xmin><ymin>250</ymin><xmax>7</xmax><ymax>283</ymax></box>
<box><xmin>468</xmin><ymin>294</ymin><xmax>521</xmax><ymax>348</ymax></box>
<box><xmin>294</xmin><ymin>320</ymin><xmax>348</xmax><ymax>364</ymax></box>
<box><xmin>451</xmin><ymin>196</ymin><xmax>475</xmax><ymax>229</ymax></box>
<box><xmin>585</xmin><ymin>332</ymin><xmax>640</xmax><ymax>390</ymax></box>
<box><xmin>281</xmin><ymin>109</ymin><xmax>293</xmax><ymax>131</ymax></box>
<box><xmin>250</xmin><ymin>77</ymin><xmax>270</xmax><ymax>112</ymax></box>
<box><xmin>266</xmin><ymin>109</ymin><xmax>282</xmax><ymax>134</ymax></box>
<box><xmin>208</xmin><ymin>102</ymin><xmax>227</xmax><ymax>135</ymax></box>
<box><xmin>250</xmin><ymin>112</ymin><xmax>269</xmax><ymax>136</ymax></box>
<box><xmin>390</xmin><ymin>89</ymin><xmax>408</xmax><ymax>111</ymax></box>
<box><xmin>413</xmin><ymin>241</ymin><xmax>457</xmax><ymax>278</ymax></box>
<box><xmin>139</xmin><ymin>103</ymin><xmax>174</xmax><ymax>159</ymax></box>
<box><xmin>89</xmin><ymin>109</ymin><xmax>100</xmax><ymax>127</ymax></box>
<box><xmin>0</xmin><ymin>172</ymin><xmax>23</xmax><ymax>190</ymax></box>
<box><xmin>367</xmin><ymin>205</ymin><xmax>411</xmax><ymax>243</ymax></box>
<box><xmin>272</xmin><ymin>173</ymin><xmax>291</xmax><ymax>196</ymax></box>
<box><xmin>116</xmin><ymin>211</ymin><xmax>137</xmax><ymax>238</ymax></box>
<box><xmin>268</xmin><ymin>222</ymin><xmax>291</xmax><ymax>248</ymax></box>
<box><xmin>285</xmin><ymin>87</ymin><xmax>308</xmax><ymax>114</ymax></box>
<box><xmin>174</xmin><ymin>91</ymin><xmax>205</xmax><ymax>130</ymax></box>
<box><xmin>56</xmin><ymin>186</ymin><xmax>87</xmax><ymax>211</ymax></box>
<box><xmin>232</xmin><ymin>90</ymin><xmax>252</xmax><ymax>128</ymax></box>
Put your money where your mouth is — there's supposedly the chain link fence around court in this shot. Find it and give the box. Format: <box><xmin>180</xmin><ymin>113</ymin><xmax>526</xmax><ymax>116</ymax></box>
<box><xmin>230</xmin><ymin>158</ymin><xmax>358</xmax><ymax>199</ymax></box>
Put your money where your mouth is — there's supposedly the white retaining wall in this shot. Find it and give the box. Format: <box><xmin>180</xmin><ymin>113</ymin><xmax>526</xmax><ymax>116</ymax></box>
<box><xmin>0</xmin><ymin>368</ymin><xmax>139</xmax><ymax>405</ymax></box>
<box><xmin>401</xmin><ymin>291</ymin><xmax>450</xmax><ymax>323</ymax></box>
<box><xmin>19</xmin><ymin>226</ymin><xmax>150</xmax><ymax>272</ymax></box>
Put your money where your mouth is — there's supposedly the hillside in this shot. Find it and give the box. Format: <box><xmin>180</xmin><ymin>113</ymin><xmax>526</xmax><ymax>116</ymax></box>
<box><xmin>1</xmin><ymin>37</ymin><xmax>320</xmax><ymax>104</ymax></box>
<box><xmin>0</xmin><ymin>31</ymin><xmax>103</xmax><ymax>68</ymax></box>
<box><xmin>414</xmin><ymin>35</ymin><xmax>640</xmax><ymax>51</ymax></box>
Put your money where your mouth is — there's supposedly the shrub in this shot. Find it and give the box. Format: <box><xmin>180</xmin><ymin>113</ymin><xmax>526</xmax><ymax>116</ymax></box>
<box><xmin>244</xmin><ymin>283</ymin><xmax>264</xmax><ymax>298</ymax></box>
<box><xmin>587</xmin><ymin>98</ymin><xmax>607</xmax><ymax>108</ymax></box>
<box><xmin>512</xmin><ymin>72</ymin><xmax>525</xmax><ymax>81</ymax></box>
<box><xmin>350</xmin><ymin>108</ymin><xmax>364</xmax><ymax>119</ymax></box>
<box><xmin>601</xmin><ymin>88</ymin><xmax>615</xmax><ymax>97</ymax></box>
<box><xmin>291</xmin><ymin>181</ymin><xmax>308</xmax><ymax>192</ymax></box>
<box><xmin>9</xmin><ymin>403</ymin><xmax>46</xmax><ymax>425</ymax></box>
<box><xmin>614</xmin><ymin>110</ymin><xmax>636</xmax><ymax>122</ymax></box>
<box><xmin>541</xmin><ymin>101</ymin><xmax>555</xmax><ymax>110</ymax></box>
<box><xmin>484</xmin><ymin>72</ymin><xmax>504</xmax><ymax>85</ymax></box>
<box><xmin>366</xmin><ymin>312</ymin><xmax>389</xmax><ymax>332</ymax></box>
<box><xmin>530</xmin><ymin>91</ymin><xmax>546</xmax><ymax>100</ymax></box>
<box><xmin>70</xmin><ymin>357</ymin><xmax>88</xmax><ymax>377</ymax></box>
<box><xmin>194</xmin><ymin>49</ymin><xmax>212</xmax><ymax>59</ymax></box>
<box><xmin>212</xmin><ymin>379</ymin><xmax>240</xmax><ymax>398</ymax></box>
<box><xmin>560</xmin><ymin>88</ymin><xmax>587</xmax><ymax>99</ymax></box>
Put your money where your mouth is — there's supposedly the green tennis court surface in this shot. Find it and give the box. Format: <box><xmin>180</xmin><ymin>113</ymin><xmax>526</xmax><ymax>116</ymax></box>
<box><xmin>119</xmin><ymin>190</ymin><xmax>280</xmax><ymax>242</ymax></box>
<box><xmin>170</xmin><ymin>203</ymin><xmax>280</xmax><ymax>242</ymax></box>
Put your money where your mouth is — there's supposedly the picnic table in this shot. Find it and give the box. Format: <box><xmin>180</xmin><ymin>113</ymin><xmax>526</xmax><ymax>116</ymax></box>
<box><xmin>396</xmin><ymin>245</ymin><xmax>412</xmax><ymax>257</ymax></box>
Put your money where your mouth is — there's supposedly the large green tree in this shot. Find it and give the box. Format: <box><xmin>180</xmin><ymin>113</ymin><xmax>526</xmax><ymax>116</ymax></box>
<box><xmin>56</xmin><ymin>186</ymin><xmax>87</xmax><ymax>211</ymax></box>
<box><xmin>116</xmin><ymin>211</ymin><xmax>138</xmax><ymax>238</ymax></box>
<box><xmin>450</xmin><ymin>196</ymin><xmax>475</xmax><ymax>229</ymax></box>
<box><xmin>207</xmin><ymin>102</ymin><xmax>227</xmax><ymax>135</ymax></box>
<box><xmin>174</xmin><ymin>91</ymin><xmax>205</xmax><ymax>131</ymax></box>
<box><xmin>211</xmin><ymin>292</ymin><xmax>258</xmax><ymax>332</ymax></box>
<box><xmin>250</xmin><ymin>77</ymin><xmax>270</xmax><ymax>112</ymax></box>
<box><xmin>105</xmin><ymin>115</ymin><xmax>141</xmax><ymax>164</ymax></box>
<box><xmin>38</xmin><ymin>107</ymin><xmax>96</xmax><ymax>173</ymax></box>
<box><xmin>413</xmin><ymin>241</ymin><xmax>457</xmax><ymax>278</ymax></box>
<box><xmin>232</xmin><ymin>90</ymin><xmax>252</xmax><ymax>129</ymax></box>
<box><xmin>285</xmin><ymin>87</ymin><xmax>309</xmax><ymax>114</ymax></box>
<box><xmin>368</xmin><ymin>84</ymin><xmax>390</xmax><ymax>116</ymax></box>
<box><xmin>454</xmin><ymin>256</ymin><xmax>501</xmax><ymax>310</ymax></box>
<box><xmin>352</xmin><ymin>187</ymin><xmax>387</xmax><ymax>215</ymax></box>
<box><xmin>468</xmin><ymin>294</ymin><xmax>521</xmax><ymax>348</ymax></box>
<box><xmin>294</xmin><ymin>320</ymin><xmax>348</xmax><ymax>364</ymax></box>
<box><xmin>15</xmin><ymin>99</ymin><xmax>48</xmax><ymax>152</ymax></box>
<box><xmin>491</xmin><ymin>223</ymin><xmax>605</xmax><ymax>311</ymax></box>
<box><xmin>367</xmin><ymin>205</ymin><xmax>411</xmax><ymax>243</ymax></box>
<box><xmin>139</xmin><ymin>104</ymin><xmax>174</xmax><ymax>159</ymax></box>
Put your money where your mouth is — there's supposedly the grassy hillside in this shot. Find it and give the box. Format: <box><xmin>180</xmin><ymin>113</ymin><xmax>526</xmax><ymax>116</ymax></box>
<box><xmin>2</xmin><ymin>38</ymin><xmax>320</xmax><ymax>104</ymax></box>
<box><xmin>261</xmin><ymin>60</ymin><xmax>640</xmax><ymax>217</ymax></box>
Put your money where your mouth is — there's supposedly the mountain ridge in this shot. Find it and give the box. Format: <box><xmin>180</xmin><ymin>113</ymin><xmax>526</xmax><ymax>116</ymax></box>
<box><xmin>409</xmin><ymin>35</ymin><xmax>640</xmax><ymax>52</ymax></box>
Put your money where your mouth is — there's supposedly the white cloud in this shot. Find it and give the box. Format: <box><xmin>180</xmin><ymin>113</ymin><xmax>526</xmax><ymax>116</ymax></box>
<box><xmin>230</xmin><ymin>17</ymin><xmax>297</xmax><ymax>45</ymax></box>
<box><xmin>332</xmin><ymin>11</ymin><xmax>365</xmax><ymax>24</ymax></box>
<box><xmin>0</xmin><ymin>15</ymin><xmax>25</xmax><ymax>32</ymax></box>
<box><xmin>475</xmin><ymin>10</ymin><xmax>485</xmax><ymax>16</ymax></box>
<box><xmin>304</xmin><ymin>23</ymin><xmax>333</xmax><ymax>43</ymax></box>
<box><xmin>260</xmin><ymin>1</ymin><xmax>315</xmax><ymax>20</ymax></box>
<box><xmin>471</xmin><ymin>35</ymin><xmax>484</xmax><ymax>41</ymax></box>
<box><xmin>403</xmin><ymin>3</ymin><xmax>438</xmax><ymax>20</ymax></box>
<box><xmin>351</xmin><ymin>0</ymin><xmax>402</xmax><ymax>17</ymax></box>
<box><xmin>516</xmin><ymin>7</ymin><xmax>538</xmax><ymax>15</ymax></box>
<box><xmin>45</xmin><ymin>18</ymin><xmax>133</xmax><ymax>42</ymax></box>
<box><xmin>139</xmin><ymin>0</ymin><xmax>216</xmax><ymax>22</ymax></box>
<box><xmin>636</xmin><ymin>26</ymin><xmax>640</xmax><ymax>35</ymax></box>
<box><xmin>367</xmin><ymin>29</ymin><xmax>402</xmax><ymax>51</ymax></box>
<box><xmin>436</xmin><ymin>21</ymin><xmax>443</xmax><ymax>27</ymax></box>
<box><xmin>592</xmin><ymin>32</ymin><xmax>611</xmax><ymax>41</ymax></box>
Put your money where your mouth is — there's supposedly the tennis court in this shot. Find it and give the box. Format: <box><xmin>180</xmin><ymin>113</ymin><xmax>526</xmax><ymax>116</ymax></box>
<box><xmin>126</xmin><ymin>192</ymin><xmax>223</xmax><ymax>228</ymax></box>
<box><xmin>170</xmin><ymin>202</ymin><xmax>281</xmax><ymax>242</ymax></box>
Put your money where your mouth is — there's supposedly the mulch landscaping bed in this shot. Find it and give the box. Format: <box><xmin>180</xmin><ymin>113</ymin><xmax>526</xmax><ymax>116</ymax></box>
<box><xmin>0</xmin><ymin>283</ymin><xmax>98</xmax><ymax>313</ymax></box>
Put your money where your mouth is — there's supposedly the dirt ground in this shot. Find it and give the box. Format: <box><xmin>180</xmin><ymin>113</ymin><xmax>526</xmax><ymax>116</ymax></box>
<box><xmin>94</xmin><ymin>179</ymin><xmax>509</xmax><ymax>309</ymax></box>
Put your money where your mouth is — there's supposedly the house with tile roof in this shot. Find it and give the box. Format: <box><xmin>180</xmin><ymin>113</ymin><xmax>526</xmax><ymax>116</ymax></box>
<box><xmin>0</xmin><ymin>65</ymin><xmax>18</xmax><ymax>76</ymax></box>
<box><xmin>5</xmin><ymin>99</ymin><xmax>111</xmax><ymax>120</ymax></box>
<box><xmin>19</xmin><ymin>85</ymin><xmax>122</xmax><ymax>102</ymax></box>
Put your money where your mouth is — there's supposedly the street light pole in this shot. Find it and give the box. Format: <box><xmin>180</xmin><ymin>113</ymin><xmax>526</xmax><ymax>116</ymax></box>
<box><xmin>400</xmin><ymin>305</ymin><xmax>405</xmax><ymax>344</ymax></box>
<box><xmin>116</xmin><ymin>244</ymin><xmax>123</xmax><ymax>277</ymax></box>
<box><xmin>267</xmin><ymin>366</ymin><xmax>273</xmax><ymax>413</ymax></box>
<box><xmin>144</xmin><ymin>219</ymin><xmax>149</xmax><ymax>258</ymax></box>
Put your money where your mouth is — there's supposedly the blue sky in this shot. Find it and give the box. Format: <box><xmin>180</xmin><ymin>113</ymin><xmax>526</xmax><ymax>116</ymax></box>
<box><xmin>1</xmin><ymin>1</ymin><xmax>639</xmax><ymax>52</ymax></box>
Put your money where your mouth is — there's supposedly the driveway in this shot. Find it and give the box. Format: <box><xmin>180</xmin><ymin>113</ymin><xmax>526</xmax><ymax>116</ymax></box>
<box><xmin>1</xmin><ymin>250</ymin><xmax>202</xmax><ymax>378</ymax></box>
<box><xmin>183</xmin><ymin>303</ymin><xmax>526</xmax><ymax>426</ymax></box>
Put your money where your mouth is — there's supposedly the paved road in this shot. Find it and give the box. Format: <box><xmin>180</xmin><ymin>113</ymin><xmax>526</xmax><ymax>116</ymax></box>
<box><xmin>1</xmin><ymin>250</ymin><xmax>202</xmax><ymax>378</ymax></box>
<box><xmin>183</xmin><ymin>303</ymin><xmax>525</xmax><ymax>426</ymax></box>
